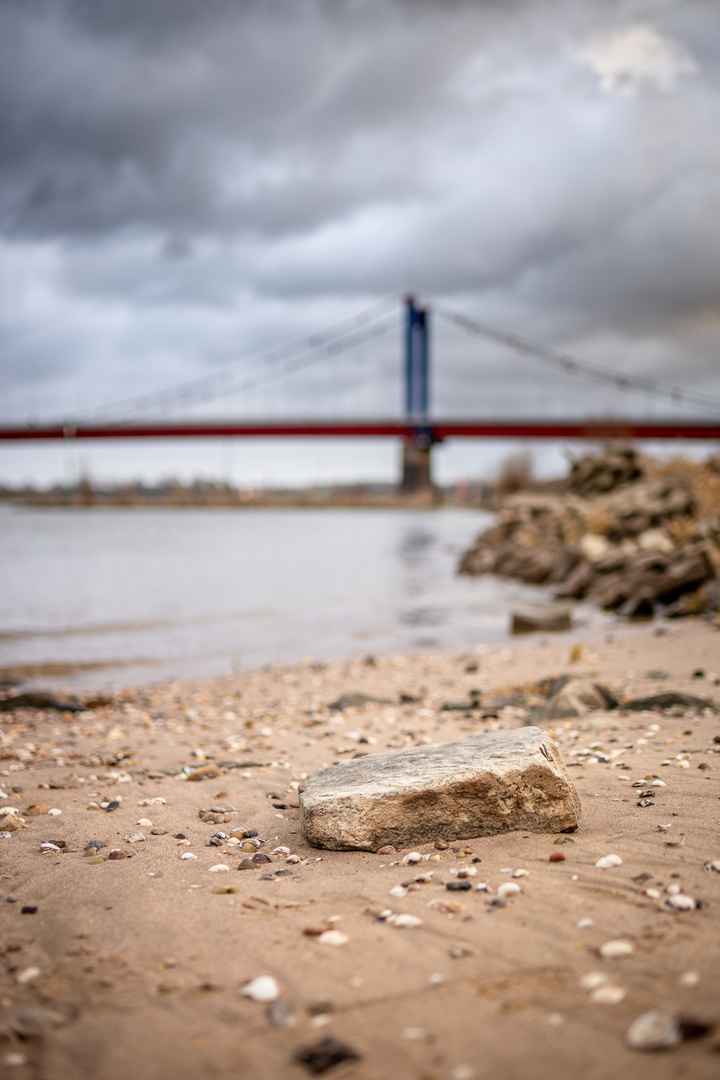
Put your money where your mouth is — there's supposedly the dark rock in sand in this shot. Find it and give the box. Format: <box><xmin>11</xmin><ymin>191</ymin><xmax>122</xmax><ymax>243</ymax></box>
<box><xmin>622</xmin><ymin>692</ymin><xmax>716</xmax><ymax>713</ymax></box>
<box><xmin>511</xmin><ymin>604</ymin><xmax>572</xmax><ymax>634</ymax></box>
<box><xmin>328</xmin><ymin>692</ymin><xmax>392</xmax><ymax>711</ymax></box>
<box><xmin>0</xmin><ymin>691</ymin><xmax>85</xmax><ymax>712</ymax></box>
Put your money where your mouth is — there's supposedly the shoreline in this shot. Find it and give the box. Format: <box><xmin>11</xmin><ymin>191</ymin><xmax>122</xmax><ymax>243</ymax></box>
<box><xmin>1</xmin><ymin>618</ymin><xmax>719</xmax><ymax>1077</ymax></box>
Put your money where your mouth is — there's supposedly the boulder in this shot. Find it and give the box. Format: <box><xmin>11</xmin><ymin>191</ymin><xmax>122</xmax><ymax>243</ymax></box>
<box><xmin>299</xmin><ymin>727</ymin><xmax>580</xmax><ymax>851</ymax></box>
<box><xmin>511</xmin><ymin>604</ymin><xmax>572</xmax><ymax>634</ymax></box>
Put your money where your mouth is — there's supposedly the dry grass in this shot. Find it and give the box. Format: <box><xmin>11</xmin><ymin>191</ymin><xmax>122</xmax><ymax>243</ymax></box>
<box><xmin>639</xmin><ymin>454</ymin><xmax>720</xmax><ymax>519</ymax></box>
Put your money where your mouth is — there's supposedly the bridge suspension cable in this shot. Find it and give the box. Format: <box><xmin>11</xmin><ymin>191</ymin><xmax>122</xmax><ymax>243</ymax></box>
<box><xmin>431</xmin><ymin>300</ymin><xmax>720</xmax><ymax>417</ymax></box>
<box><xmin>70</xmin><ymin>294</ymin><xmax>401</xmax><ymax>423</ymax></box>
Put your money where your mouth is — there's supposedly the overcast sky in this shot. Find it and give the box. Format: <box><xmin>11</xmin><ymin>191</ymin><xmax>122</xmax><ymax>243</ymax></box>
<box><xmin>1</xmin><ymin>0</ymin><xmax>718</xmax><ymax>487</ymax></box>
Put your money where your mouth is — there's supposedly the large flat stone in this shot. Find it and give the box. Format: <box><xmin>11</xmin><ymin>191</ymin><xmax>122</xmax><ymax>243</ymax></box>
<box><xmin>299</xmin><ymin>727</ymin><xmax>580</xmax><ymax>851</ymax></box>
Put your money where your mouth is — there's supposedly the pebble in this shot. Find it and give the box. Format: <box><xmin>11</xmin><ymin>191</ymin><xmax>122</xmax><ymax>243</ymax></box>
<box><xmin>108</xmin><ymin>849</ymin><xmax>129</xmax><ymax>860</ymax></box>
<box><xmin>625</xmin><ymin>1010</ymin><xmax>681</xmax><ymax>1051</ymax></box>
<box><xmin>242</xmin><ymin>975</ymin><xmax>280</xmax><ymax>1002</ymax></box>
<box><xmin>150</xmin><ymin>828</ymin><xmax>167</xmax><ymax>835</ymax></box>
<box><xmin>124</xmin><ymin>832</ymin><xmax>146</xmax><ymax>843</ymax></box>
<box><xmin>549</xmin><ymin>852</ymin><xmax>565</xmax><ymax>862</ymax></box>
<box><xmin>595</xmin><ymin>855</ymin><xmax>622</xmax><ymax>870</ymax></box>
<box><xmin>294</xmin><ymin>1036</ymin><xmax>360</xmax><ymax>1075</ymax></box>
<box><xmin>497</xmin><ymin>882</ymin><xmax>521</xmax><ymax>899</ymax></box>
<box><xmin>180</xmin><ymin>852</ymin><xmax>198</xmax><ymax>861</ymax></box>
<box><xmin>599</xmin><ymin>939</ymin><xmax>634</xmax><ymax>959</ymax></box>
<box><xmin>267</xmin><ymin>998</ymin><xmax>296</xmax><ymax>1029</ymax></box>
<box><xmin>446</xmin><ymin>881</ymin><xmax>472</xmax><ymax>892</ymax></box>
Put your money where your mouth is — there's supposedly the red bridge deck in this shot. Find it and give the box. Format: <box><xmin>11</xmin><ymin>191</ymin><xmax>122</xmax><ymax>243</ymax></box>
<box><xmin>0</xmin><ymin>419</ymin><xmax>718</xmax><ymax>441</ymax></box>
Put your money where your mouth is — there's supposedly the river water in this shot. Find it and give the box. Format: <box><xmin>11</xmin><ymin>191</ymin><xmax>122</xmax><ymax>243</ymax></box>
<box><xmin>0</xmin><ymin>503</ymin><xmax>607</xmax><ymax>690</ymax></box>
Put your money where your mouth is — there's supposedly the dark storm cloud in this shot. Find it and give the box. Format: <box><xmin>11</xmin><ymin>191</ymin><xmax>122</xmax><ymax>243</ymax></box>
<box><xmin>0</xmin><ymin>0</ymin><xmax>718</xmax><ymax>448</ymax></box>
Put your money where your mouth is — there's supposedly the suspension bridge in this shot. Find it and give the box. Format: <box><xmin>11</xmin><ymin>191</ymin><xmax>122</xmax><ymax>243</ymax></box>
<box><xmin>1</xmin><ymin>294</ymin><xmax>718</xmax><ymax>492</ymax></box>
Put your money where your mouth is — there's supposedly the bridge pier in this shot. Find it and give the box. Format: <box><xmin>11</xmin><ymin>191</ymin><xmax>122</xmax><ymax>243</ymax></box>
<box><xmin>400</xmin><ymin>434</ymin><xmax>434</xmax><ymax>496</ymax></box>
<box><xmin>400</xmin><ymin>295</ymin><xmax>435</xmax><ymax>497</ymax></box>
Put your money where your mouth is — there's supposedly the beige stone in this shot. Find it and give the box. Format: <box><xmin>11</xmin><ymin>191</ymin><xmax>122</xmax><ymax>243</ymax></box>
<box><xmin>299</xmin><ymin>727</ymin><xmax>580</xmax><ymax>851</ymax></box>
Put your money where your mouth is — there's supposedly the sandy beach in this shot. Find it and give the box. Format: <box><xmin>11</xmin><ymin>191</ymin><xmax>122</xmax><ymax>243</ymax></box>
<box><xmin>1</xmin><ymin>616</ymin><xmax>719</xmax><ymax>1079</ymax></box>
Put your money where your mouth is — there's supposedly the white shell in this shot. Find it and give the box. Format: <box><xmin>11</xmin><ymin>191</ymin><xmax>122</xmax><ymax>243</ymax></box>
<box><xmin>392</xmin><ymin>913</ymin><xmax>423</xmax><ymax>928</ymax></box>
<box><xmin>595</xmin><ymin>854</ymin><xmax>622</xmax><ymax>870</ymax></box>
<box><xmin>208</xmin><ymin>864</ymin><xmax>230</xmax><ymax>872</ymax></box>
<box><xmin>242</xmin><ymin>975</ymin><xmax>280</xmax><ymax>1002</ymax></box>
<box><xmin>180</xmin><ymin>852</ymin><xmax>198</xmax><ymax>860</ymax></box>
<box><xmin>400</xmin><ymin>852</ymin><xmax>422</xmax><ymax>865</ymax></box>
<box><xmin>497</xmin><ymin>882</ymin><xmax>521</xmax><ymax>898</ymax></box>
<box><xmin>665</xmin><ymin>893</ymin><xmax>695</xmax><ymax>910</ymax></box>
<box><xmin>316</xmin><ymin>930</ymin><xmax>349</xmax><ymax>947</ymax></box>
<box><xmin>590</xmin><ymin>985</ymin><xmax>626</xmax><ymax>1004</ymax></box>
<box><xmin>599</xmin><ymin>939</ymin><xmax>634</xmax><ymax>959</ymax></box>
<box><xmin>626</xmin><ymin>1010</ymin><xmax>681</xmax><ymax>1051</ymax></box>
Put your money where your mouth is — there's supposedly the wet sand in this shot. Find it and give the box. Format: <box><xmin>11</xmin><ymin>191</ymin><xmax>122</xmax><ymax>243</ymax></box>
<box><xmin>1</xmin><ymin>618</ymin><xmax>719</xmax><ymax>1079</ymax></box>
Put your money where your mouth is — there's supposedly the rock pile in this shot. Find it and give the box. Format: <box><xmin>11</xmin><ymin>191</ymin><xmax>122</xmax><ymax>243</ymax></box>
<box><xmin>459</xmin><ymin>449</ymin><xmax>720</xmax><ymax>620</ymax></box>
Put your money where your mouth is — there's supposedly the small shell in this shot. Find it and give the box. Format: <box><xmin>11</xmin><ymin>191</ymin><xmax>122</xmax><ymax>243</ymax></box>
<box><xmin>389</xmin><ymin>885</ymin><xmax>408</xmax><ymax>898</ymax></box>
<box><xmin>391</xmin><ymin>913</ymin><xmax>422</xmax><ymax>929</ymax></box>
<box><xmin>595</xmin><ymin>854</ymin><xmax>622</xmax><ymax>870</ymax></box>
<box><xmin>590</xmin><ymin>985</ymin><xmax>626</xmax><ymax>1004</ymax></box>
<box><xmin>136</xmin><ymin>819</ymin><xmax>153</xmax><ymax>827</ymax></box>
<box><xmin>599</xmin><ymin>939</ymin><xmax>634</xmax><ymax>959</ymax></box>
<box><xmin>497</xmin><ymin>882</ymin><xmax>521</xmax><ymax>899</ymax></box>
<box><xmin>400</xmin><ymin>852</ymin><xmax>422</xmax><ymax>865</ymax></box>
<box><xmin>241</xmin><ymin>975</ymin><xmax>280</xmax><ymax>1002</ymax></box>
<box><xmin>47</xmin><ymin>808</ymin><xmax>62</xmax><ymax>816</ymax></box>
<box><xmin>180</xmin><ymin>852</ymin><xmax>198</xmax><ymax>861</ymax></box>
<box><xmin>16</xmin><ymin>967</ymin><xmax>42</xmax><ymax>985</ymax></box>
<box><xmin>625</xmin><ymin>1010</ymin><xmax>681</xmax><ymax>1051</ymax></box>
<box><xmin>208</xmin><ymin>864</ymin><xmax>230</xmax><ymax>873</ymax></box>
<box><xmin>665</xmin><ymin>894</ymin><xmax>695</xmax><ymax>911</ymax></box>
<box><xmin>316</xmin><ymin>930</ymin><xmax>348</xmax><ymax>947</ymax></box>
